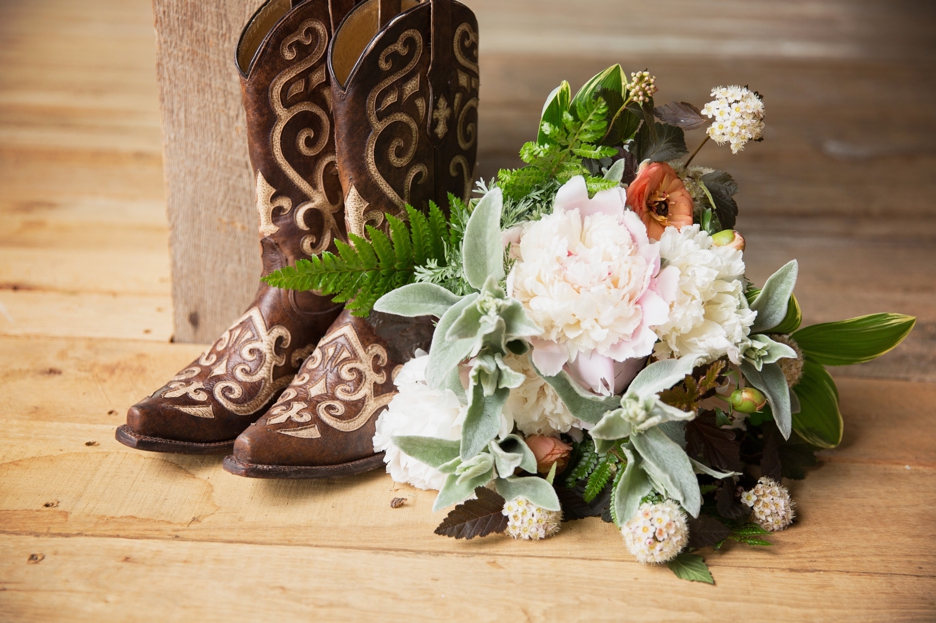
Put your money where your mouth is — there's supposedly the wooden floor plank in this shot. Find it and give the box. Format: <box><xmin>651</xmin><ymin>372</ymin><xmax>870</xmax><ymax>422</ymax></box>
<box><xmin>0</xmin><ymin>418</ymin><xmax>933</xmax><ymax>578</ymax></box>
<box><xmin>1</xmin><ymin>533</ymin><xmax>933</xmax><ymax>623</ymax></box>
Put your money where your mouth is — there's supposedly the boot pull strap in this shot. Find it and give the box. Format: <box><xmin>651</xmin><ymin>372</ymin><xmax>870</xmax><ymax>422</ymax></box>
<box><xmin>328</xmin><ymin>0</ymin><xmax>360</xmax><ymax>33</ymax></box>
<box><xmin>426</xmin><ymin>0</ymin><xmax>454</xmax><ymax>147</ymax></box>
<box><xmin>379</xmin><ymin>0</ymin><xmax>402</xmax><ymax>28</ymax></box>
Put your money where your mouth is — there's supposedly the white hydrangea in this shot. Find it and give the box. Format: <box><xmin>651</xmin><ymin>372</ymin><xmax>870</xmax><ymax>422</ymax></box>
<box><xmin>501</xmin><ymin>353</ymin><xmax>580</xmax><ymax>436</ymax></box>
<box><xmin>622</xmin><ymin>500</ymin><xmax>688</xmax><ymax>563</ymax></box>
<box><xmin>373</xmin><ymin>353</ymin><xmax>463</xmax><ymax>491</ymax></box>
<box><xmin>742</xmin><ymin>477</ymin><xmax>795</xmax><ymax>532</ymax></box>
<box><xmin>503</xmin><ymin>497</ymin><xmax>562</xmax><ymax>541</ymax></box>
<box><xmin>701</xmin><ymin>85</ymin><xmax>765</xmax><ymax>154</ymax></box>
<box><xmin>652</xmin><ymin>225</ymin><xmax>755</xmax><ymax>364</ymax></box>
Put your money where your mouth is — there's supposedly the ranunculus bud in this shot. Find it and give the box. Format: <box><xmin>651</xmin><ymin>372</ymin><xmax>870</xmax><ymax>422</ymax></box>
<box><xmin>730</xmin><ymin>387</ymin><xmax>767</xmax><ymax>413</ymax></box>
<box><xmin>711</xmin><ymin>229</ymin><xmax>745</xmax><ymax>251</ymax></box>
<box><xmin>525</xmin><ymin>435</ymin><xmax>572</xmax><ymax>475</ymax></box>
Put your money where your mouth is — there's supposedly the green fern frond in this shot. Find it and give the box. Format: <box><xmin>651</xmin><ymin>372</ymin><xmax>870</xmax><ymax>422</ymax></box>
<box><xmin>261</xmin><ymin>205</ymin><xmax>451</xmax><ymax>317</ymax></box>
<box><xmin>583</xmin><ymin>453</ymin><xmax>617</xmax><ymax>502</ymax></box>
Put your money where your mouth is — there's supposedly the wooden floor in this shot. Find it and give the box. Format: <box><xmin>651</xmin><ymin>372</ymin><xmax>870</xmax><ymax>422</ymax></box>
<box><xmin>1</xmin><ymin>0</ymin><xmax>935</xmax><ymax>620</ymax></box>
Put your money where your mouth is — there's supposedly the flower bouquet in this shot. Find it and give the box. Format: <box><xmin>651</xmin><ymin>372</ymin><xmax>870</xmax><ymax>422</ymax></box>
<box><xmin>265</xmin><ymin>66</ymin><xmax>915</xmax><ymax>583</ymax></box>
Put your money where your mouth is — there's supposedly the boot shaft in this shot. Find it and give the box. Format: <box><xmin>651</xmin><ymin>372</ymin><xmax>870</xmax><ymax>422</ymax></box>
<box><xmin>237</xmin><ymin>0</ymin><xmax>361</xmax><ymax>273</ymax></box>
<box><xmin>328</xmin><ymin>0</ymin><xmax>479</xmax><ymax>237</ymax></box>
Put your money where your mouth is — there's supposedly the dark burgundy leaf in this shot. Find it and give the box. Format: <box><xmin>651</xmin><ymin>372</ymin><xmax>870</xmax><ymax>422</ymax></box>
<box><xmin>555</xmin><ymin>482</ymin><xmax>612</xmax><ymax>522</ymax></box>
<box><xmin>652</xmin><ymin>101</ymin><xmax>709</xmax><ymax>131</ymax></box>
<box><xmin>779</xmin><ymin>433</ymin><xmax>821</xmax><ymax>480</ymax></box>
<box><xmin>715</xmin><ymin>480</ymin><xmax>749</xmax><ymax>520</ymax></box>
<box><xmin>434</xmin><ymin>487</ymin><xmax>508</xmax><ymax>540</ymax></box>
<box><xmin>687</xmin><ymin>514</ymin><xmax>733</xmax><ymax>549</ymax></box>
<box><xmin>699</xmin><ymin>171</ymin><xmax>739</xmax><ymax>230</ymax></box>
<box><xmin>686</xmin><ymin>411</ymin><xmax>743</xmax><ymax>472</ymax></box>
<box><xmin>760</xmin><ymin>422</ymin><xmax>783</xmax><ymax>481</ymax></box>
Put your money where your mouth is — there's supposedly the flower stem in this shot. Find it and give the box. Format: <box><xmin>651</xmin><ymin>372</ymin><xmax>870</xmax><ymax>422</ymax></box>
<box><xmin>685</xmin><ymin>135</ymin><xmax>710</xmax><ymax>166</ymax></box>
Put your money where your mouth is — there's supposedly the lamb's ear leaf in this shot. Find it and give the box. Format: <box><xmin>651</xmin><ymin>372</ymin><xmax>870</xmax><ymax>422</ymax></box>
<box><xmin>627</xmin><ymin>356</ymin><xmax>699</xmax><ymax>399</ymax></box>
<box><xmin>392</xmin><ymin>436</ymin><xmax>462</xmax><ymax>469</ymax></box>
<box><xmin>740</xmin><ymin>361</ymin><xmax>792</xmax><ymax>439</ymax></box>
<box><xmin>612</xmin><ymin>445</ymin><xmax>652</xmax><ymax>527</ymax></box>
<box><xmin>750</xmin><ymin>260</ymin><xmax>798</xmax><ymax>333</ymax></box>
<box><xmin>460</xmin><ymin>385</ymin><xmax>509</xmax><ymax>461</ymax></box>
<box><xmin>462</xmin><ymin>188</ymin><xmax>505</xmax><ymax>289</ymax></box>
<box><xmin>535</xmin><ymin>367</ymin><xmax>619</xmax><ymax>424</ymax></box>
<box><xmin>374</xmin><ymin>283</ymin><xmax>463</xmax><ymax>318</ymax></box>
<box><xmin>426</xmin><ymin>293</ymin><xmax>479</xmax><ymax>390</ymax></box>
<box><xmin>433</xmin><ymin>469</ymin><xmax>495</xmax><ymax>512</ymax></box>
<box><xmin>495</xmin><ymin>476</ymin><xmax>562</xmax><ymax>512</ymax></box>
<box><xmin>631</xmin><ymin>427</ymin><xmax>701</xmax><ymax>517</ymax></box>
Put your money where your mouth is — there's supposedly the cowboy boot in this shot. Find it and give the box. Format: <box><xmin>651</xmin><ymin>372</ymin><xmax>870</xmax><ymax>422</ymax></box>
<box><xmin>116</xmin><ymin>0</ymin><xmax>360</xmax><ymax>454</ymax></box>
<box><xmin>223</xmin><ymin>0</ymin><xmax>479</xmax><ymax>477</ymax></box>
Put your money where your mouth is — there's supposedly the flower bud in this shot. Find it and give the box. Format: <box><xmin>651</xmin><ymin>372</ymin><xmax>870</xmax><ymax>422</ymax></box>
<box><xmin>711</xmin><ymin>229</ymin><xmax>745</xmax><ymax>251</ymax></box>
<box><xmin>525</xmin><ymin>435</ymin><xmax>572</xmax><ymax>475</ymax></box>
<box><xmin>730</xmin><ymin>387</ymin><xmax>767</xmax><ymax>413</ymax></box>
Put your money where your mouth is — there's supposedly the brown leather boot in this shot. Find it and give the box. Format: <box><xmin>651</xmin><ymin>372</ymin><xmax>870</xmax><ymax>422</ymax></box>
<box><xmin>223</xmin><ymin>0</ymin><xmax>479</xmax><ymax>477</ymax></box>
<box><xmin>116</xmin><ymin>0</ymin><xmax>360</xmax><ymax>454</ymax></box>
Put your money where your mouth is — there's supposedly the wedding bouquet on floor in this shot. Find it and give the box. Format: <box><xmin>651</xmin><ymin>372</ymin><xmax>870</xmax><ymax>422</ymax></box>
<box><xmin>267</xmin><ymin>66</ymin><xmax>914</xmax><ymax>582</ymax></box>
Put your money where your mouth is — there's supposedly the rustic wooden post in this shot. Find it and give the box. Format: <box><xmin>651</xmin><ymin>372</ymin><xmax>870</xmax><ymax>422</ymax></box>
<box><xmin>152</xmin><ymin>0</ymin><xmax>265</xmax><ymax>344</ymax></box>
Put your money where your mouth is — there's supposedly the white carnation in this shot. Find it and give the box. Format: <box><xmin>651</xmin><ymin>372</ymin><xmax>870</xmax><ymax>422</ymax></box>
<box><xmin>502</xmin><ymin>353</ymin><xmax>580</xmax><ymax>436</ymax></box>
<box><xmin>373</xmin><ymin>353</ymin><xmax>463</xmax><ymax>491</ymax></box>
<box><xmin>652</xmin><ymin>225</ymin><xmax>754</xmax><ymax>364</ymax></box>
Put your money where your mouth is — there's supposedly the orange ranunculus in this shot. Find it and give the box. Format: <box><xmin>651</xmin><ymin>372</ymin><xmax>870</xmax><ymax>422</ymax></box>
<box><xmin>626</xmin><ymin>161</ymin><xmax>694</xmax><ymax>240</ymax></box>
<box><xmin>525</xmin><ymin>435</ymin><xmax>573</xmax><ymax>475</ymax></box>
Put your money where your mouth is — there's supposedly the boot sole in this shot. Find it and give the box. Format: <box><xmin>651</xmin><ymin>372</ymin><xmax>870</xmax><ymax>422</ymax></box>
<box><xmin>115</xmin><ymin>425</ymin><xmax>235</xmax><ymax>455</ymax></box>
<box><xmin>221</xmin><ymin>452</ymin><xmax>385</xmax><ymax>479</ymax></box>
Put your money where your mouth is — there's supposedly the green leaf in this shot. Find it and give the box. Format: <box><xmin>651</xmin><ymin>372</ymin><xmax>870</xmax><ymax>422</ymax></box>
<box><xmin>494</xmin><ymin>476</ymin><xmax>562</xmax><ymax>512</ymax></box>
<box><xmin>771</xmin><ymin>293</ymin><xmax>803</xmax><ymax>334</ymax></box>
<box><xmin>392</xmin><ymin>436</ymin><xmax>461</xmax><ymax>469</ymax></box>
<box><xmin>792</xmin><ymin>313</ymin><xmax>916</xmax><ymax>366</ymax></box>
<box><xmin>496</xmin><ymin>434</ymin><xmax>538</xmax><ymax>475</ymax></box>
<box><xmin>740</xmin><ymin>361</ymin><xmax>792</xmax><ymax>439</ymax></box>
<box><xmin>373</xmin><ymin>282</ymin><xmax>463</xmax><ymax>318</ymax></box>
<box><xmin>666</xmin><ymin>553</ymin><xmax>714</xmax><ymax>584</ymax></box>
<box><xmin>584</xmin><ymin>453</ymin><xmax>616</xmax><ymax>502</ymax></box>
<box><xmin>426</xmin><ymin>293</ymin><xmax>479</xmax><ymax>390</ymax></box>
<box><xmin>750</xmin><ymin>260</ymin><xmax>798</xmax><ymax>333</ymax></box>
<box><xmin>792</xmin><ymin>360</ymin><xmax>843</xmax><ymax>448</ymax></box>
<box><xmin>537</xmin><ymin>81</ymin><xmax>572</xmax><ymax>145</ymax></box>
<box><xmin>461</xmin><ymin>385</ymin><xmax>509</xmax><ymax>460</ymax></box>
<box><xmin>535</xmin><ymin>367</ymin><xmax>619</xmax><ymax>425</ymax></box>
<box><xmin>462</xmin><ymin>187</ymin><xmax>505</xmax><ymax>290</ymax></box>
<box><xmin>612</xmin><ymin>445</ymin><xmax>652</xmax><ymax>527</ymax></box>
<box><xmin>631</xmin><ymin>427</ymin><xmax>701</xmax><ymax>517</ymax></box>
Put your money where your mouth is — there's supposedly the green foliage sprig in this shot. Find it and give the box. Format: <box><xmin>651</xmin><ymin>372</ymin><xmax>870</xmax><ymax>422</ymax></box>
<box><xmin>261</xmin><ymin>203</ymin><xmax>451</xmax><ymax>316</ymax></box>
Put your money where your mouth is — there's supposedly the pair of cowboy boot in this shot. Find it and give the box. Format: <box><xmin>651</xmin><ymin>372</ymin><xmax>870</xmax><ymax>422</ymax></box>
<box><xmin>116</xmin><ymin>0</ymin><xmax>480</xmax><ymax>479</ymax></box>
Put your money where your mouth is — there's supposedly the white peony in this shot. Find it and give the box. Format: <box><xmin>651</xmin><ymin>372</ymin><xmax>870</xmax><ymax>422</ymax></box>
<box><xmin>507</xmin><ymin>176</ymin><xmax>673</xmax><ymax>393</ymax></box>
<box><xmin>652</xmin><ymin>225</ymin><xmax>755</xmax><ymax>364</ymax></box>
<box><xmin>373</xmin><ymin>353</ymin><xmax>463</xmax><ymax>491</ymax></box>
<box><xmin>501</xmin><ymin>353</ymin><xmax>580</xmax><ymax>436</ymax></box>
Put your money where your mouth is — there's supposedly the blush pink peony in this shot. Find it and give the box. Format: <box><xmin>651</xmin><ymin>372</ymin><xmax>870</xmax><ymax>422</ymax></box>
<box><xmin>507</xmin><ymin>176</ymin><xmax>675</xmax><ymax>395</ymax></box>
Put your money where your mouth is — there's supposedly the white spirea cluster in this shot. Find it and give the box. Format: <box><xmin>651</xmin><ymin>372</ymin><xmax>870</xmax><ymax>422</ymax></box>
<box><xmin>622</xmin><ymin>500</ymin><xmax>688</xmax><ymax>564</ymax></box>
<box><xmin>373</xmin><ymin>354</ymin><xmax>463</xmax><ymax>491</ymax></box>
<box><xmin>503</xmin><ymin>497</ymin><xmax>562</xmax><ymax>541</ymax></box>
<box><xmin>741</xmin><ymin>477</ymin><xmax>795</xmax><ymax>532</ymax></box>
<box><xmin>652</xmin><ymin>225</ymin><xmax>755</xmax><ymax>364</ymax></box>
<box><xmin>701</xmin><ymin>86</ymin><xmax>765</xmax><ymax>154</ymax></box>
<box><xmin>502</xmin><ymin>353</ymin><xmax>579</xmax><ymax>436</ymax></box>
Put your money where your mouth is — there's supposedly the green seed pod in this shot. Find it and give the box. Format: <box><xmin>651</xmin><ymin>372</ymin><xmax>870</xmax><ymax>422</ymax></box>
<box><xmin>711</xmin><ymin>229</ymin><xmax>745</xmax><ymax>251</ymax></box>
<box><xmin>730</xmin><ymin>387</ymin><xmax>767</xmax><ymax>413</ymax></box>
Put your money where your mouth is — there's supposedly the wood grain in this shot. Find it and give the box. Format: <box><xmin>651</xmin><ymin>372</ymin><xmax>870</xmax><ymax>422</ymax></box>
<box><xmin>1</xmin><ymin>0</ymin><xmax>935</xmax><ymax>620</ymax></box>
<box><xmin>152</xmin><ymin>0</ymin><xmax>267</xmax><ymax>343</ymax></box>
